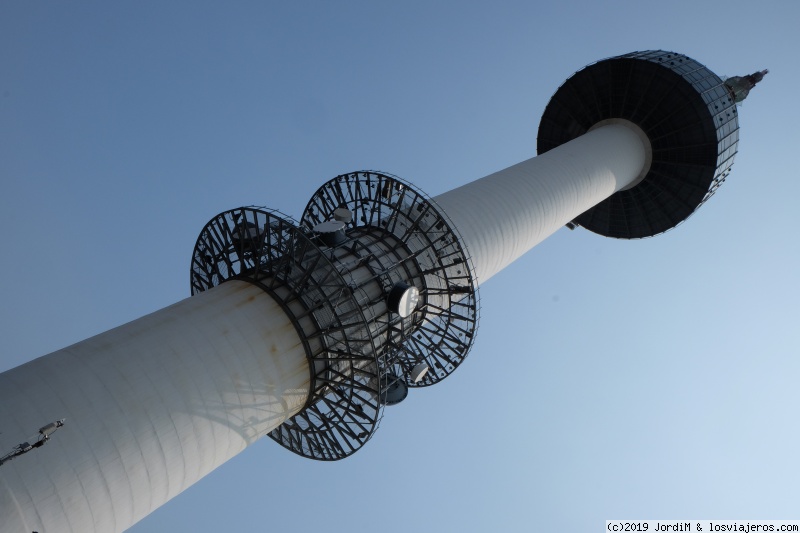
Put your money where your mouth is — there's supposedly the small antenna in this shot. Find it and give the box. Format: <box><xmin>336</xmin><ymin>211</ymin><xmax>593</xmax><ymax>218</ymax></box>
<box><xmin>0</xmin><ymin>419</ymin><xmax>65</xmax><ymax>467</ymax></box>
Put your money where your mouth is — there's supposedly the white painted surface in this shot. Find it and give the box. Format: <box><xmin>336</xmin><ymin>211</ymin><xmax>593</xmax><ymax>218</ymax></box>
<box><xmin>433</xmin><ymin>123</ymin><xmax>648</xmax><ymax>285</ymax></box>
<box><xmin>0</xmin><ymin>281</ymin><xmax>309</xmax><ymax>533</ymax></box>
<box><xmin>396</xmin><ymin>286</ymin><xmax>420</xmax><ymax>318</ymax></box>
<box><xmin>587</xmin><ymin>119</ymin><xmax>652</xmax><ymax>190</ymax></box>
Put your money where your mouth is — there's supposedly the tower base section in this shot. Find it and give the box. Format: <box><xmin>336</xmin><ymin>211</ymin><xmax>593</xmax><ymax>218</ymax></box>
<box><xmin>0</xmin><ymin>281</ymin><xmax>309</xmax><ymax>533</ymax></box>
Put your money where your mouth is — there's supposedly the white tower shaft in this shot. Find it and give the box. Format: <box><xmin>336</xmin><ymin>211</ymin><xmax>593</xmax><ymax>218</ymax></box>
<box><xmin>433</xmin><ymin>123</ymin><xmax>648</xmax><ymax>284</ymax></box>
<box><xmin>1</xmin><ymin>122</ymin><xmax>647</xmax><ymax>533</ymax></box>
<box><xmin>0</xmin><ymin>281</ymin><xmax>309</xmax><ymax>533</ymax></box>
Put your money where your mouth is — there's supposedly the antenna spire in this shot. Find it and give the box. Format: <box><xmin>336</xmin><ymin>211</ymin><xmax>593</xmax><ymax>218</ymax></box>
<box><xmin>725</xmin><ymin>69</ymin><xmax>769</xmax><ymax>102</ymax></box>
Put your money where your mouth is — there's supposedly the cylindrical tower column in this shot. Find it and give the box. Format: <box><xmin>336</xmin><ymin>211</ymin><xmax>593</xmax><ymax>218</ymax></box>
<box><xmin>0</xmin><ymin>281</ymin><xmax>310</xmax><ymax>533</ymax></box>
<box><xmin>433</xmin><ymin>123</ymin><xmax>648</xmax><ymax>284</ymax></box>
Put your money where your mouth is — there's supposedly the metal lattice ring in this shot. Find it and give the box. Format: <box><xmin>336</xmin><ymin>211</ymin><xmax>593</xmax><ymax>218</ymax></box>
<box><xmin>301</xmin><ymin>171</ymin><xmax>481</xmax><ymax>387</ymax></box>
<box><xmin>190</xmin><ymin>207</ymin><xmax>385</xmax><ymax>460</ymax></box>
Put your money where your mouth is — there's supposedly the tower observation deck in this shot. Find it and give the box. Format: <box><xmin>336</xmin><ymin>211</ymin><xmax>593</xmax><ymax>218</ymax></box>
<box><xmin>0</xmin><ymin>51</ymin><xmax>764</xmax><ymax>532</ymax></box>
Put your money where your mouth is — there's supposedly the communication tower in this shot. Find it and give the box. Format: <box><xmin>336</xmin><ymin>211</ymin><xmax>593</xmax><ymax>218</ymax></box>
<box><xmin>0</xmin><ymin>51</ymin><xmax>764</xmax><ymax>532</ymax></box>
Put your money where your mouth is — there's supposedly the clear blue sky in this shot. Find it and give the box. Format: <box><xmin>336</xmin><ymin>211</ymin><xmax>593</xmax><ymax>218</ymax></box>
<box><xmin>1</xmin><ymin>1</ymin><xmax>798</xmax><ymax>531</ymax></box>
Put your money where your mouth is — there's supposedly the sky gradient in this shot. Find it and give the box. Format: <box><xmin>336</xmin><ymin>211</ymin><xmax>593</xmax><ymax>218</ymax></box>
<box><xmin>1</xmin><ymin>1</ymin><xmax>798</xmax><ymax>531</ymax></box>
